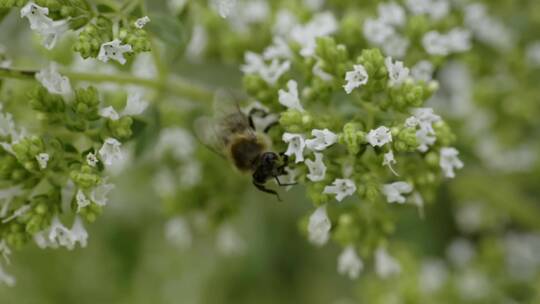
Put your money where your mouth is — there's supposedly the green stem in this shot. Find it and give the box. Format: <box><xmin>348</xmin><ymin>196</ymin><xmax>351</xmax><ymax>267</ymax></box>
<box><xmin>0</xmin><ymin>67</ymin><xmax>213</xmax><ymax>103</ymax></box>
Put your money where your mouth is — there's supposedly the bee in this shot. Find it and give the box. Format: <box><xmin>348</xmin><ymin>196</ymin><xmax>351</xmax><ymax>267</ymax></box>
<box><xmin>195</xmin><ymin>91</ymin><xmax>294</xmax><ymax>200</ymax></box>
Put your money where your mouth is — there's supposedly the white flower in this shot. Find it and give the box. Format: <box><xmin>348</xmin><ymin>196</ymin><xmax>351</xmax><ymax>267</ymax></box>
<box><xmin>134</xmin><ymin>16</ymin><xmax>151</xmax><ymax>29</ymax></box>
<box><xmin>411</xmin><ymin>60</ymin><xmax>434</xmax><ymax>82</ymax></box>
<box><xmin>382</xmin><ymin>150</ymin><xmax>398</xmax><ymax>176</ymax></box>
<box><xmin>366</xmin><ymin>126</ymin><xmax>392</xmax><ymax>147</ymax></box>
<box><xmin>382</xmin><ymin>181</ymin><xmax>413</xmax><ymax>203</ymax></box>
<box><xmin>375</xmin><ymin>247</ymin><xmax>402</xmax><ymax>278</ymax></box>
<box><xmin>290</xmin><ymin>12</ymin><xmax>338</xmax><ymax>57</ymax></box>
<box><xmin>385</xmin><ymin>57</ymin><xmax>410</xmax><ymax>87</ymax></box>
<box><xmin>416</xmin><ymin>128</ymin><xmax>436</xmax><ymax>152</ymax></box>
<box><xmin>121</xmin><ymin>91</ymin><xmax>149</xmax><ymax>116</ymax></box>
<box><xmin>86</xmin><ymin>152</ymin><xmax>98</xmax><ymax>167</ymax></box>
<box><xmin>213</xmin><ymin>0</ymin><xmax>237</xmax><ymax>18</ymax></box>
<box><xmin>186</xmin><ymin>25</ymin><xmax>208</xmax><ymax>61</ymax></box>
<box><xmin>413</xmin><ymin>108</ymin><xmax>441</xmax><ymax>134</ymax></box>
<box><xmin>75</xmin><ymin>190</ymin><xmax>91</xmax><ymax>212</ymax></box>
<box><xmin>165</xmin><ymin>217</ymin><xmax>192</xmax><ymax>250</ymax></box>
<box><xmin>70</xmin><ymin>216</ymin><xmax>88</xmax><ymax>248</ymax></box>
<box><xmin>282</xmin><ymin>133</ymin><xmax>306</xmax><ymax>163</ymax></box>
<box><xmin>422</xmin><ymin>31</ymin><xmax>448</xmax><ymax>56</ymax></box>
<box><xmin>305</xmin><ymin>129</ymin><xmax>338</xmax><ymax>151</ymax></box>
<box><xmin>363</xmin><ymin>18</ymin><xmax>395</xmax><ymax>45</ymax></box>
<box><xmin>35</xmin><ymin>63</ymin><xmax>71</xmax><ymax>95</ymax></box>
<box><xmin>99</xmin><ymin>106</ymin><xmax>120</xmax><ymax>120</ymax></box>
<box><xmin>324</xmin><ymin>178</ymin><xmax>357</xmax><ymax>202</ymax></box>
<box><xmin>277</xmin><ymin>167</ymin><xmax>298</xmax><ymax>191</ymax></box>
<box><xmin>343</xmin><ymin>64</ymin><xmax>369</xmax><ymax>94</ymax></box>
<box><xmin>90</xmin><ymin>182</ymin><xmax>115</xmax><ymax>206</ymax></box>
<box><xmin>304</xmin><ymin>0</ymin><xmax>324</xmax><ymax>11</ymax></box>
<box><xmin>155</xmin><ymin>128</ymin><xmax>195</xmax><ymax>161</ymax></box>
<box><xmin>98</xmin><ymin>138</ymin><xmax>123</xmax><ymax>166</ymax></box>
<box><xmin>48</xmin><ymin>216</ymin><xmax>75</xmax><ymax>249</ymax></box>
<box><xmin>278</xmin><ymin>80</ymin><xmax>304</xmax><ymax>111</ymax></box>
<box><xmin>273</xmin><ymin>9</ymin><xmax>298</xmax><ymax>36</ymax></box>
<box><xmin>97</xmin><ymin>39</ymin><xmax>133</xmax><ymax>65</ymax></box>
<box><xmin>447</xmin><ymin>28</ymin><xmax>472</xmax><ymax>53</ymax></box>
<box><xmin>0</xmin><ymin>264</ymin><xmax>15</xmax><ymax>287</ymax></box>
<box><xmin>419</xmin><ymin>259</ymin><xmax>448</xmax><ymax>294</ymax></box>
<box><xmin>263</xmin><ymin>37</ymin><xmax>293</xmax><ymax>60</ymax></box>
<box><xmin>241</xmin><ymin>52</ymin><xmax>290</xmax><ymax>85</ymax></box>
<box><xmin>307</xmin><ymin>205</ymin><xmax>331</xmax><ymax>246</ymax></box>
<box><xmin>178</xmin><ymin>161</ymin><xmax>203</xmax><ymax>189</ymax></box>
<box><xmin>378</xmin><ymin>2</ymin><xmax>406</xmax><ymax>27</ymax></box>
<box><xmin>338</xmin><ymin>245</ymin><xmax>363</xmax><ymax>279</ymax></box>
<box><xmin>216</xmin><ymin>224</ymin><xmax>245</xmax><ymax>256</ymax></box>
<box><xmin>20</xmin><ymin>2</ymin><xmax>68</xmax><ymax>49</ymax></box>
<box><xmin>35</xmin><ymin>153</ymin><xmax>49</xmax><ymax>169</ymax></box>
<box><xmin>382</xmin><ymin>34</ymin><xmax>410</xmax><ymax>59</ymax></box>
<box><xmin>440</xmin><ymin>147</ymin><xmax>464</xmax><ymax>178</ymax></box>
<box><xmin>312</xmin><ymin>61</ymin><xmax>333</xmax><ymax>82</ymax></box>
<box><xmin>305</xmin><ymin>153</ymin><xmax>327</xmax><ymax>182</ymax></box>
<box><xmin>526</xmin><ymin>41</ymin><xmax>540</xmax><ymax>67</ymax></box>
<box><xmin>464</xmin><ymin>4</ymin><xmax>513</xmax><ymax>50</ymax></box>
<box><xmin>446</xmin><ymin>238</ymin><xmax>475</xmax><ymax>268</ymax></box>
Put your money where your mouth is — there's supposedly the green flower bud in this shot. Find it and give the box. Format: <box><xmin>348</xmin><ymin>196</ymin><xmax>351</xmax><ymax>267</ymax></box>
<box><xmin>107</xmin><ymin>116</ymin><xmax>133</xmax><ymax>140</ymax></box>
<box><xmin>70</xmin><ymin>165</ymin><xmax>100</xmax><ymax>189</ymax></box>
<box><xmin>338</xmin><ymin>122</ymin><xmax>365</xmax><ymax>155</ymax></box>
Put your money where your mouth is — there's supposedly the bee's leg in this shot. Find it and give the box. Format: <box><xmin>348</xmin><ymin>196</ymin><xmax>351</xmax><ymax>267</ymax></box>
<box><xmin>274</xmin><ymin>176</ymin><xmax>297</xmax><ymax>187</ymax></box>
<box><xmin>263</xmin><ymin>121</ymin><xmax>279</xmax><ymax>134</ymax></box>
<box><xmin>253</xmin><ymin>180</ymin><xmax>282</xmax><ymax>201</ymax></box>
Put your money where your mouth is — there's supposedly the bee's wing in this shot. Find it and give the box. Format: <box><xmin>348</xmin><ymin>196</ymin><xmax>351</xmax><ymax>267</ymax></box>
<box><xmin>193</xmin><ymin>115</ymin><xmax>227</xmax><ymax>158</ymax></box>
<box><xmin>212</xmin><ymin>89</ymin><xmax>251</xmax><ymax>128</ymax></box>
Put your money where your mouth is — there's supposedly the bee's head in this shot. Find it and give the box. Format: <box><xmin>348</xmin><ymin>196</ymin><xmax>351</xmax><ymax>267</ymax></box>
<box><xmin>260</xmin><ymin>152</ymin><xmax>279</xmax><ymax>166</ymax></box>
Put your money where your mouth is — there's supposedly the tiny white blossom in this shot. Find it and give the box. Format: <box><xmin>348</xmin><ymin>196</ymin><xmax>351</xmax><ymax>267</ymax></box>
<box><xmin>213</xmin><ymin>0</ymin><xmax>237</xmax><ymax>18</ymax></box>
<box><xmin>90</xmin><ymin>182</ymin><xmax>115</xmax><ymax>206</ymax></box>
<box><xmin>343</xmin><ymin>64</ymin><xmax>369</xmax><ymax>94</ymax></box>
<box><xmin>383</xmin><ymin>150</ymin><xmax>399</xmax><ymax>176</ymax></box>
<box><xmin>241</xmin><ymin>52</ymin><xmax>290</xmax><ymax>85</ymax></box>
<box><xmin>121</xmin><ymin>91</ymin><xmax>149</xmax><ymax>116</ymax></box>
<box><xmin>420</xmin><ymin>259</ymin><xmax>448</xmax><ymax>294</ymax></box>
<box><xmin>186</xmin><ymin>25</ymin><xmax>208</xmax><ymax>61</ymax></box>
<box><xmin>305</xmin><ymin>153</ymin><xmax>327</xmax><ymax>182</ymax></box>
<box><xmin>324</xmin><ymin>178</ymin><xmax>357</xmax><ymax>202</ymax></box>
<box><xmin>273</xmin><ymin>9</ymin><xmax>298</xmax><ymax>36</ymax></box>
<box><xmin>382</xmin><ymin>181</ymin><xmax>413</xmax><ymax>203</ymax></box>
<box><xmin>416</xmin><ymin>128</ymin><xmax>436</xmax><ymax>152</ymax></box>
<box><xmin>375</xmin><ymin>247</ymin><xmax>402</xmax><ymax>278</ymax></box>
<box><xmin>165</xmin><ymin>217</ymin><xmax>192</xmax><ymax>250</ymax></box>
<box><xmin>35</xmin><ymin>153</ymin><xmax>49</xmax><ymax>169</ymax></box>
<box><xmin>70</xmin><ymin>216</ymin><xmax>88</xmax><ymax>248</ymax></box>
<box><xmin>216</xmin><ymin>224</ymin><xmax>245</xmax><ymax>256</ymax></box>
<box><xmin>155</xmin><ymin>128</ymin><xmax>196</xmax><ymax>161</ymax></box>
<box><xmin>305</xmin><ymin>129</ymin><xmax>338</xmax><ymax>151</ymax></box>
<box><xmin>447</xmin><ymin>28</ymin><xmax>472</xmax><ymax>53</ymax></box>
<box><xmin>48</xmin><ymin>216</ymin><xmax>75</xmax><ymax>249</ymax></box>
<box><xmin>263</xmin><ymin>37</ymin><xmax>293</xmax><ymax>60</ymax></box>
<box><xmin>282</xmin><ymin>133</ymin><xmax>306</xmax><ymax>163</ymax></box>
<box><xmin>411</xmin><ymin>60</ymin><xmax>434</xmax><ymax>82</ymax></box>
<box><xmin>422</xmin><ymin>31</ymin><xmax>448</xmax><ymax>56</ymax></box>
<box><xmin>86</xmin><ymin>152</ymin><xmax>98</xmax><ymax>167</ymax></box>
<box><xmin>385</xmin><ymin>57</ymin><xmax>410</xmax><ymax>87</ymax></box>
<box><xmin>97</xmin><ymin>39</ymin><xmax>132</xmax><ymax>65</ymax></box>
<box><xmin>75</xmin><ymin>190</ymin><xmax>91</xmax><ymax>212</ymax></box>
<box><xmin>134</xmin><ymin>16</ymin><xmax>151</xmax><ymax>29</ymax></box>
<box><xmin>413</xmin><ymin>108</ymin><xmax>441</xmax><ymax>134</ymax></box>
<box><xmin>290</xmin><ymin>12</ymin><xmax>338</xmax><ymax>57</ymax></box>
<box><xmin>0</xmin><ymin>264</ymin><xmax>15</xmax><ymax>287</ymax></box>
<box><xmin>307</xmin><ymin>205</ymin><xmax>331</xmax><ymax>246</ymax></box>
<box><xmin>526</xmin><ymin>41</ymin><xmax>540</xmax><ymax>67</ymax></box>
<box><xmin>338</xmin><ymin>245</ymin><xmax>363</xmax><ymax>279</ymax></box>
<box><xmin>99</xmin><ymin>106</ymin><xmax>120</xmax><ymax>120</ymax></box>
<box><xmin>278</xmin><ymin>80</ymin><xmax>304</xmax><ymax>111</ymax></box>
<box><xmin>98</xmin><ymin>138</ymin><xmax>123</xmax><ymax>166</ymax></box>
<box><xmin>366</xmin><ymin>126</ymin><xmax>392</xmax><ymax>147</ymax></box>
<box><xmin>35</xmin><ymin>63</ymin><xmax>71</xmax><ymax>95</ymax></box>
<box><xmin>277</xmin><ymin>167</ymin><xmax>298</xmax><ymax>191</ymax></box>
<box><xmin>446</xmin><ymin>238</ymin><xmax>475</xmax><ymax>268</ymax></box>
<box><xmin>20</xmin><ymin>2</ymin><xmax>68</xmax><ymax>49</ymax></box>
<box><xmin>378</xmin><ymin>2</ymin><xmax>406</xmax><ymax>27</ymax></box>
<box><xmin>382</xmin><ymin>34</ymin><xmax>410</xmax><ymax>59</ymax></box>
<box><xmin>312</xmin><ymin>61</ymin><xmax>334</xmax><ymax>82</ymax></box>
<box><xmin>2</xmin><ymin>205</ymin><xmax>31</xmax><ymax>224</ymax></box>
<box><xmin>363</xmin><ymin>18</ymin><xmax>395</xmax><ymax>45</ymax></box>
<box><xmin>440</xmin><ymin>147</ymin><xmax>464</xmax><ymax>178</ymax></box>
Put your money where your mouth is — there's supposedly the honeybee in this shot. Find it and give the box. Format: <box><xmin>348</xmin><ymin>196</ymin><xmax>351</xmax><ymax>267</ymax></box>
<box><xmin>195</xmin><ymin>91</ymin><xmax>294</xmax><ymax>200</ymax></box>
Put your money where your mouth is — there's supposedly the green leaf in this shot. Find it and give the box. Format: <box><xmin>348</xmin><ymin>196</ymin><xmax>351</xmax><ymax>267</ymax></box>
<box><xmin>145</xmin><ymin>13</ymin><xmax>190</xmax><ymax>50</ymax></box>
